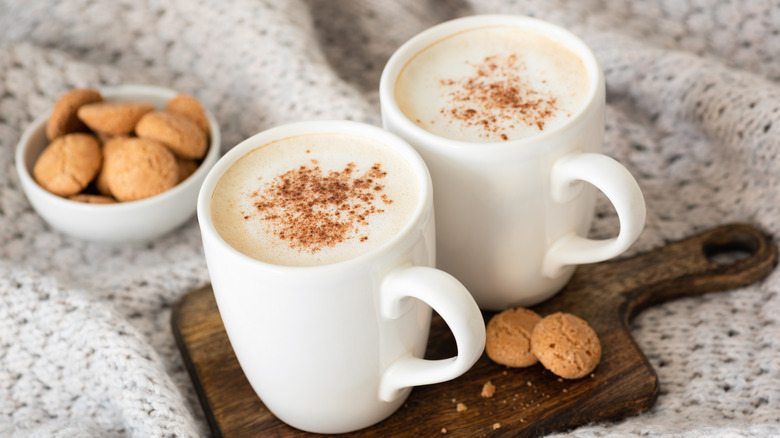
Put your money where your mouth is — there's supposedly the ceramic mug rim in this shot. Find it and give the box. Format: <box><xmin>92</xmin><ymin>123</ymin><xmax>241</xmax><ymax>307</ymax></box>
<box><xmin>379</xmin><ymin>14</ymin><xmax>604</xmax><ymax>152</ymax></box>
<box><xmin>197</xmin><ymin>119</ymin><xmax>434</xmax><ymax>274</ymax></box>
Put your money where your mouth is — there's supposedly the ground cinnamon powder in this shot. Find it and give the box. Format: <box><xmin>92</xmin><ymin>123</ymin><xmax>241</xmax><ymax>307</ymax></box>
<box><xmin>441</xmin><ymin>54</ymin><xmax>558</xmax><ymax>140</ymax></box>
<box><xmin>244</xmin><ymin>158</ymin><xmax>392</xmax><ymax>253</ymax></box>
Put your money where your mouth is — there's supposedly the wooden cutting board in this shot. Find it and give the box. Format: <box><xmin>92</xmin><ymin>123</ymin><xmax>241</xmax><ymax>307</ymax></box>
<box><xmin>172</xmin><ymin>224</ymin><xmax>777</xmax><ymax>437</ymax></box>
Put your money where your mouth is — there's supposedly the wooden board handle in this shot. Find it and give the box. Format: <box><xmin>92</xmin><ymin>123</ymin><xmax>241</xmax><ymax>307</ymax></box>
<box><xmin>535</xmin><ymin>223</ymin><xmax>778</xmax><ymax>335</ymax></box>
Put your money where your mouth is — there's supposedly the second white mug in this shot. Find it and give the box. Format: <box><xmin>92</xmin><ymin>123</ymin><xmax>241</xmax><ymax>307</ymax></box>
<box><xmin>380</xmin><ymin>15</ymin><xmax>646</xmax><ymax>310</ymax></box>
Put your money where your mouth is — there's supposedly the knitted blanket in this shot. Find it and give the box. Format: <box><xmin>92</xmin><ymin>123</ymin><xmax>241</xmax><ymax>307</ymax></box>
<box><xmin>1</xmin><ymin>1</ymin><xmax>779</xmax><ymax>436</ymax></box>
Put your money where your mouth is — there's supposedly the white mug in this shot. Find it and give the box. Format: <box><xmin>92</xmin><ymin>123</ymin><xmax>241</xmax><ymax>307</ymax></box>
<box><xmin>197</xmin><ymin>120</ymin><xmax>485</xmax><ymax>434</ymax></box>
<box><xmin>380</xmin><ymin>15</ymin><xmax>646</xmax><ymax>310</ymax></box>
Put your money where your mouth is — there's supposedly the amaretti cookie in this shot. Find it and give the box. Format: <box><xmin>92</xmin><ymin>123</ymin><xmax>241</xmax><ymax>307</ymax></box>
<box><xmin>530</xmin><ymin>312</ymin><xmax>601</xmax><ymax>379</ymax></box>
<box><xmin>77</xmin><ymin>101</ymin><xmax>155</xmax><ymax>135</ymax></box>
<box><xmin>46</xmin><ymin>88</ymin><xmax>103</xmax><ymax>140</ymax></box>
<box><xmin>33</xmin><ymin>133</ymin><xmax>102</xmax><ymax>197</ymax></box>
<box><xmin>94</xmin><ymin>136</ymin><xmax>126</xmax><ymax>196</ymax></box>
<box><xmin>102</xmin><ymin>137</ymin><xmax>178</xmax><ymax>202</ymax></box>
<box><xmin>165</xmin><ymin>94</ymin><xmax>210</xmax><ymax>136</ymax></box>
<box><xmin>485</xmin><ymin>307</ymin><xmax>542</xmax><ymax>368</ymax></box>
<box><xmin>135</xmin><ymin>111</ymin><xmax>207</xmax><ymax>159</ymax></box>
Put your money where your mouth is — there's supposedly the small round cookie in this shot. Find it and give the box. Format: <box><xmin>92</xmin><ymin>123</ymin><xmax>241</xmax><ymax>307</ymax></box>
<box><xmin>46</xmin><ymin>88</ymin><xmax>103</xmax><ymax>140</ymax></box>
<box><xmin>103</xmin><ymin>137</ymin><xmax>178</xmax><ymax>202</ymax></box>
<box><xmin>33</xmin><ymin>133</ymin><xmax>102</xmax><ymax>197</ymax></box>
<box><xmin>136</xmin><ymin>111</ymin><xmax>207</xmax><ymax>159</ymax></box>
<box><xmin>94</xmin><ymin>136</ymin><xmax>127</xmax><ymax>196</ymax></box>
<box><xmin>530</xmin><ymin>312</ymin><xmax>601</xmax><ymax>379</ymax></box>
<box><xmin>77</xmin><ymin>101</ymin><xmax>155</xmax><ymax>135</ymax></box>
<box><xmin>485</xmin><ymin>307</ymin><xmax>542</xmax><ymax>368</ymax></box>
<box><xmin>164</xmin><ymin>94</ymin><xmax>210</xmax><ymax>136</ymax></box>
<box><xmin>68</xmin><ymin>194</ymin><xmax>117</xmax><ymax>204</ymax></box>
<box><xmin>94</xmin><ymin>167</ymin><xmax>112</xmax><ymax>197</ymax></box>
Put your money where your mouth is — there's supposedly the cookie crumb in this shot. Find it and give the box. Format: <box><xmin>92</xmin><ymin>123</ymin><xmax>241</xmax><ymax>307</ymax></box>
<box><xmin>481</xmin><ymin>381</ymin><xmax>496</xmax><ymax>398</ymax></box>
<box><xmin>441</xmin><ymin>428</ymin><xmax>447</xmax><ymax>434</ymax></box>
<box><xmin>493</xmin><ymin>422</ymin><xmax>501</xmax><ymax>430</ymax></box>
<box><xmin>456</xmin><ymin>403</ymin><xmax>467</xmax><ymax>412</ymax></box>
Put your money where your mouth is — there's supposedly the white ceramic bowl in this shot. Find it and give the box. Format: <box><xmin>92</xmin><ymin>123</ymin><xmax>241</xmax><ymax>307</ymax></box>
<box><xmin>15</xmin><ymin>84</ymin><xmax>221</xmax><ymax>243</ymax></box>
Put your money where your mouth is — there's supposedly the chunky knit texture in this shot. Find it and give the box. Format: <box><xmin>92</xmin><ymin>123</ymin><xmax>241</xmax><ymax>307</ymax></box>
<box><xmin>2</xmin><ymin>0</ymin><xmax>780</xmax><ymax>436</ymax></box>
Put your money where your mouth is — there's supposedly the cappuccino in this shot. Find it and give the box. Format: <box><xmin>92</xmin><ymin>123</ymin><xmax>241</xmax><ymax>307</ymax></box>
<box><xmin>394</xmin><ymin>26</ymin><xmax>590</xmax><ymax>143</ymax></box>
<box><xmin>211</xmin><ymin>133</ymin><xmax>420</xmax><ymax>266</ymax></box>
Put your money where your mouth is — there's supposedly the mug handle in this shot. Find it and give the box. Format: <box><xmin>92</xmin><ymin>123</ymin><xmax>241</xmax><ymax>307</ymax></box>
<box><xmin>543</xmin><ymin>151</ymin><xmax>646</xmax><ymax>278</ymax></box>
<box><xmin>378</xmin><ymin>265</ymin><xmax>485</xmax><ymax>402</ymax></box>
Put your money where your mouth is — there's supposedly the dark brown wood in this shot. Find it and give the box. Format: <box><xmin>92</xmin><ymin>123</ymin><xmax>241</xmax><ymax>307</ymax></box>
<box><xmin>172</xmin><ymin>223</ymin><xmax>777</xmax><ymax>437</ymax></box>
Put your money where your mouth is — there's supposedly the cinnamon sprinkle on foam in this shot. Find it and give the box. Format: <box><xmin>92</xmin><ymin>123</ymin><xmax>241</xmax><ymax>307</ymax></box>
<box><xmin>242</xmin><ymin>162</ymin><xmax>390</xmax><ymax>253</ymax></box>
<box><xmin>440</xmin><ymin>54</ymin><xmax>558</xmax><ymax>139</ymax></box>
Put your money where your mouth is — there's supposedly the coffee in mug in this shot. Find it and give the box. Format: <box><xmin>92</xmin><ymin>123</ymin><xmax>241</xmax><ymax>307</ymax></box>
<box><xmin>394</xmin><ymin>25</ymin><xmax>590</xmax><ymax>143</ymax></box>
<box><xmin>211</xmin><ymin>133</ymin><xmax>419</xmax><ymax>266</ymax></box>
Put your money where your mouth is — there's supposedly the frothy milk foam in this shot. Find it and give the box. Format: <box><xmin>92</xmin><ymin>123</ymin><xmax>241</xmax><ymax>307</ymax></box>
<box><xmin>394</xmin><ymin>26</ymin><xmax>590</xmax><ymax>143</ymax></box>
<box><xmin>211</xmin><ymin>133</ymin><xmax>420</xmax><ymax>266</ymax></box>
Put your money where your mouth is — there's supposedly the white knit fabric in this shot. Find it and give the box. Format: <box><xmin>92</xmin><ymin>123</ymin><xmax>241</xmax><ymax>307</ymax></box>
<box><xmin>1</xmin><ymin>0</ymin><xmax>779</xmax><ymax>436</ymax></box>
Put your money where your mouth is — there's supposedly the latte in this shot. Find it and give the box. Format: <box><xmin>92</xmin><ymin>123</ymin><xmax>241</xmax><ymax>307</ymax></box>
<box><xmin>394</xmin><ymin>26</ymin><xmax>590</xmax><ymax>143</ymax></box>
<box><xmin>211</xmin><ymin>133</ymin><xmax>420</xmax><ymax>266</ymax></box>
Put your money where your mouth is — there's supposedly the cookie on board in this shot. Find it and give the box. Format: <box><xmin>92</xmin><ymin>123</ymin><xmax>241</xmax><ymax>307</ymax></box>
<box><xmin>485</xmin><ymin>307</ymin><xmax>542</xmax><ymax>368</ymax></box>
<box><xmin>530</xmin><ymin>312</ymin><xmax>601</xmax><ymax>379</ymax></box>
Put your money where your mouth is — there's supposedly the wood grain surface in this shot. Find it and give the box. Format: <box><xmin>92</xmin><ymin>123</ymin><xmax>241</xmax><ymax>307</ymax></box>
<box><xmin>172</xmin><ymin>224</ymin><xmax>777</xmax><ymax>437</ymax></box>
